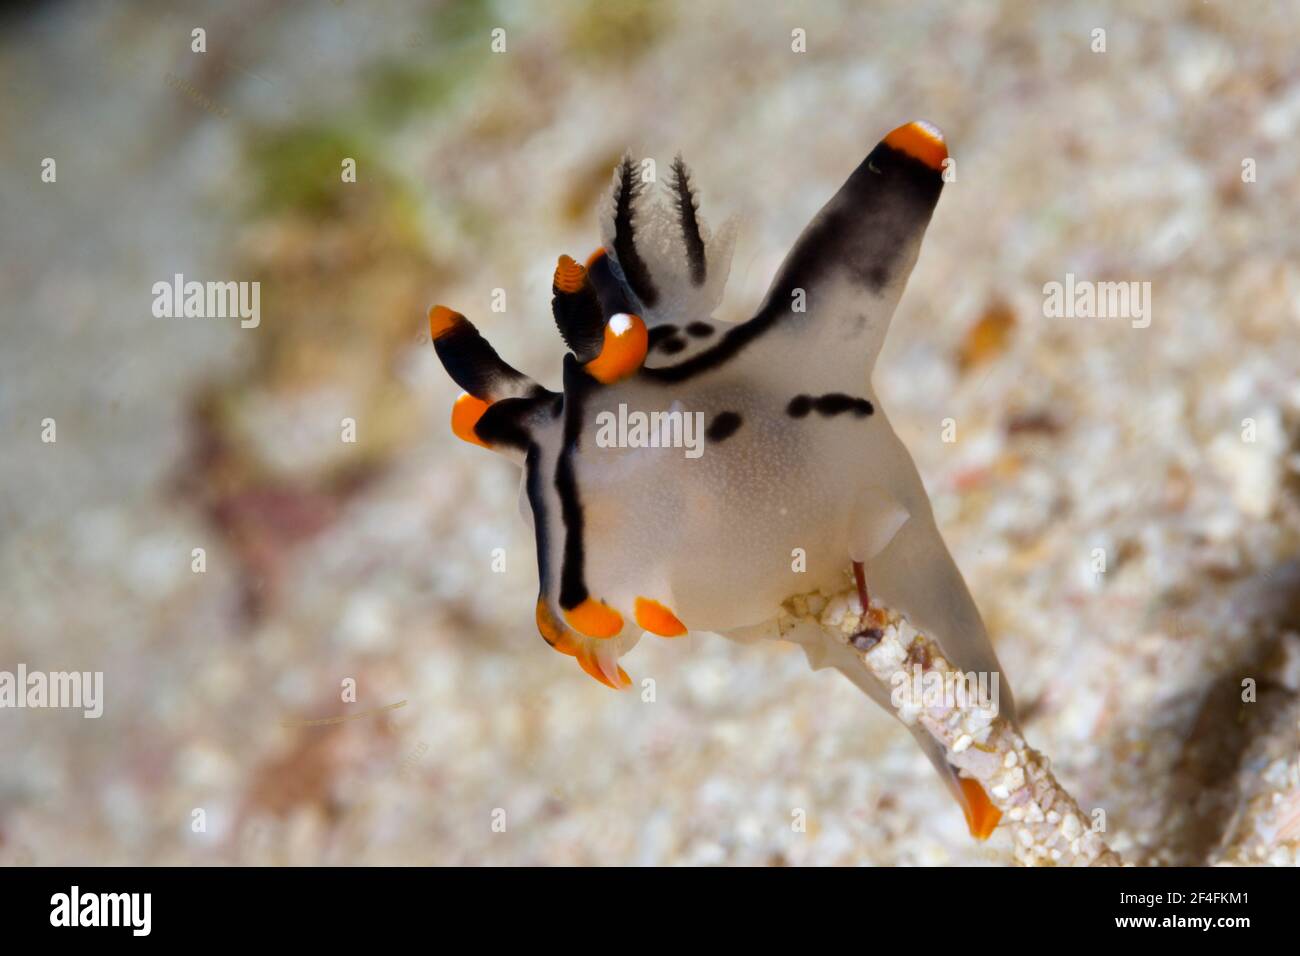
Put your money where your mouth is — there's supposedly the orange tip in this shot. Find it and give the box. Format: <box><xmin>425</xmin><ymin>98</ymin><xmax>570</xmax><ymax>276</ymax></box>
<box><xmin>635</xmin><ymin>597</ymin><xmax>687</xmax><ymax>637</ymax></box>
<box><xmin>553</xmin><ymin>255</ymin><xmax>587</xmax><ymax>294</ymax></box>
<box><xmin>883</xmin><ymin>121</ymin><xmax>948</xmax><ymax>171</ymax></box>
<box><xmin>429</xmin><ymin>304</ymin><xmax>463</xmax><ymax>340</ymax></box>
<box><xmin>585</xmin><ymin>247</ymin><xmax>607</xmax><ymax>269</ymax></box>
<box><xmin>450</xmin><ymin>391</ymin><xmax>491</xmax><ymax>448</ymax></box>
<box><xmin>584</xmin><ymin>313</ymin><xmax>647</xmax><ymax>384</ymax></box>
<box><xmin>563</xmin><ymin>597</ymin><xmax>624</xmax><ymax>639</ymax></box>
<box><xmin>536</xmin><ymin>599</ymin><xmax>579</xmax><ymax>655</ymax></box>
<box><xmin>958</xmin><ymin>776</ymin><xmax>1002</xmax><ymax>841</ymax></box>
<box><xmin>576</xmin><ymin>645</ymin><xmax>631</xmax><ymax>690</ymax></box>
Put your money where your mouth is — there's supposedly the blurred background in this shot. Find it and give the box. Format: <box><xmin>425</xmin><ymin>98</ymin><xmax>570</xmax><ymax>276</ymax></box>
<box><xmin>2</xmin><ymin>0</ymin><xmax>1299</xmax><ymax>865</ymax></box>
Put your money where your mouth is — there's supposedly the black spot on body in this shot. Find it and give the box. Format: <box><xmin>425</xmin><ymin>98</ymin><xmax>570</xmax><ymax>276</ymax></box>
<box><xmin>787</xmin><ymin>395</ymin><xmax>813</xmax><ymax>418</ymax></box>
<box><xmin>706</xmin><ymin>411</ymin><xmax>743</xmax><ymax>443</ymax></box>
<box><xmin>657</xmin><ymin>336</ymin><xmax>687</xmax><ymax>355</ymax></box>
<box><xmin>685</xmin><ymin>321</ymin><xmax>715</xmax><ymax>338</ymax></box>
<box><xmin>787</xmin><ymin>393</ymin><xmax>873</xmax><ymax>418</ymax></box>
<box><xmin>647</xmin><ymin>325</ymin><xmax>679</xmax><ymax>350</ymax></box>
<box><xmin>813</xmin><ymin>393</ymin><xmax>874</xmax><ymax>417</ymax></box>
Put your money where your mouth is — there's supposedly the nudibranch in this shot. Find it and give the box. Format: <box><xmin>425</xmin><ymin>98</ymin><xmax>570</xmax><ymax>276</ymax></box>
<box><xmin>430</xmin><ymin>121</ymin><xmax>1017</xmax><ymax>839</ymax></box>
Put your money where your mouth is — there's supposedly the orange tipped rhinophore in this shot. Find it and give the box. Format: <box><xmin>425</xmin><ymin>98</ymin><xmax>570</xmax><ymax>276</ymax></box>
<box><xmin>958</xmin><ymin>776</ymin><xmax>1002</xmax><ymax>841</ymax></box>
<box><xmin>553</xmin><ymin>254</ymin><xmax>587</xmax><ymax>293</ymax></box>
<box><xmin>584</xmin><ymin>313</ymin><xmax>648</xmax><ymax>384</ymax></box>
<box><xmin>883</xmin><ymin>120</ymin><xmax>948</xmax><ymax>171</ymax></box>
<box><xmin>584</xmin><ymin>247</ymin><xmax>607</xmax><ymax>269</ymax></box>
<box><xmin>429</xmin><ymin>304</ymin><xmax>464</xmax><ymax>340</ymax></box>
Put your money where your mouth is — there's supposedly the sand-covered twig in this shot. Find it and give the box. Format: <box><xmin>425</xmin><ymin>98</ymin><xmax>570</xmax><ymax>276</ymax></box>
<box><xmin>784</xmin><ymin>587</ymin><xmax>1123</xmax><ymax>866</ymax></box>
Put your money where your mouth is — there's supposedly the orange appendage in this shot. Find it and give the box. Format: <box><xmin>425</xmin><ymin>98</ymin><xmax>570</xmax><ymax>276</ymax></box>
<box><xmin>958</xmin><ymin>776</ymin><xmax>1002</xmax><ymax>841</ymax></box>
<box><xmin>429</xmin><ymin>304</ymin><xmax>464</xmax><ymax>340</ymax></box>
<box><xmin>584</xmin><ymin>313</ymin><xmax>647</xmax><ymax>384</ymax></box>
<box><xmin>563</xmin><ymin>597</ymin><xmax>624</xmax><ymax>639</ymax></box>
<box><xmin>883</xmin><ymin>121</ymin><xmax>948</xmax><ymax>171</ymax></box>
<box><xmin>584</xmin><ymin>247</ymin><xmax>607</xmax><ymax>269</ymax></box>
<box><xmin>539</xmin><ymin>599</ymin><xmax>630</xmax><ymax>689</ymax></box>
<box><xmin>577</xmin><ymin>645</ymin><xmax>631</xmax><ymax>690</ymax></box>
<box><xmin>536</xmin><ymin>600</ymin><xmax>579</xmax><ymax>655</ymax></box>
<box><xmin>635</xmin><ymin>597</ymin><xmax>687</xmax><ymax>637</ymax></box>
<box><xmin>450</xmin><ymin>392</ymin><xmax>491</xmax><ymax>448</ymax></box>
<box><xmin>553</xmin><ymin>255</ymin><xmax>587</xmax><ymax>293</ymax></box>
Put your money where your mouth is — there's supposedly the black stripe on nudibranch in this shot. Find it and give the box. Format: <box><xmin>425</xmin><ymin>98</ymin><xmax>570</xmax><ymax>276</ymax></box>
<box><xmin>613</xmin><ymin>155</ymin><xmax>659</xmax><ymax>309</ymax></box>
<box><xmin>556</xmin><ymin>356</ymin><xmax>594</xmax><ymax>610</ymax></box>
<box><xmin>524</xmin><ymin>443</ymin><xmax>551</xmax><ymax>591</ymax></box>
<box><xmin>685</xmin><ymin>322</ymin><xmax>715</xmax><ymax>338</ymax></box>
<box><xmin>670</xmin><ymin>155</ymin><xmax>707</xmax><ymax>287</ymax></box>
<box><xmin>705</xmin><ymin>411</ymin><xmax>743</xmax><ymax>443</ymax></box>
<box><xmin>787</xmin><ymin>393</ymin><xmax>874</xmax><ymax>418</ymax></box>
<box><xmin>473</xmin><ymin>394</ymin><xmax>555</xmax><ymax>451</ymax></box>
<box><xmin>641</xmin><ymin>319</ymin><xmax>767</xmax><ymax>383</ymax></box>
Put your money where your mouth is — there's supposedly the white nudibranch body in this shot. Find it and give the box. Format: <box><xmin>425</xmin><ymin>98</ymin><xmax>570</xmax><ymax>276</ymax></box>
<box><xmin>430</xmin><ymin>122</ymin><xmax>1017</xmax><ymax>839</ymax></box>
